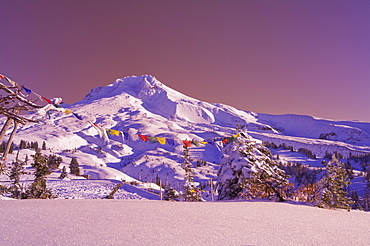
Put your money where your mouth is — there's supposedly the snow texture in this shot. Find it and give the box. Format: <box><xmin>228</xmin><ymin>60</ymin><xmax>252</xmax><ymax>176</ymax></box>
<box><xmin>1</xmin><ymin>200</ymin><xmax>369</xmax><ymax>245</ymax></box>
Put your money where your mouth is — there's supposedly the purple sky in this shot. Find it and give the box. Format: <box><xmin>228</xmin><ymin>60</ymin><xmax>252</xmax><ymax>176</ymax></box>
<box><xmin>1</xmin><ymin>1</ymin><xmax>370</xmax><ymax>121</ymax></box>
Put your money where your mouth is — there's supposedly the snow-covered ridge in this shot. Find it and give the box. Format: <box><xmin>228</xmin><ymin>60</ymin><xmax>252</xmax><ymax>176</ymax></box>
<box><xmin>82</xmin><ymin>75</ymin><xmax>258</xmax><ymax>125</ymax></box>
<box><xmin>257</xmin><ymin>113</ymin><xmax>370</xmax><ymax>146</ymax></box>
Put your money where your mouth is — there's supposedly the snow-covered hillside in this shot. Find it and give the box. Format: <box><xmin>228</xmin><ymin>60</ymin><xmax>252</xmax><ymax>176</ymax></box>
<box><xmin>1</xmin><ymin>200</ymin><xmax>370</xmax><ymax>245</ymax></box>
<box><xmin>1</xmin><ymin>74</ymin><xmax>370</xmax><ymax>202</ymax></box>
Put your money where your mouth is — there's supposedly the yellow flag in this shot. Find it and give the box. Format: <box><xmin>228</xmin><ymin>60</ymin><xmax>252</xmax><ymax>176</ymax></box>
<box><xmin>156</xmin><ymin>137</ymin><xmax>166</xmax><ymax>145</ymax></box>
<box><xmin>109</xmin><ymin>129</ymin><xmax>120</xmax><ymax>136</ymax></box>
<box><xmin>64</xmin><ymin>109</ymin><xmax>72</xmax><ymax>114</ymax></box>
<box><xmin>200</xmin><ymin>141</ymin><xmax>208</xmax><ymax>144</ymax></box>
<box><xmin>233</xmin><ymin>133</ymin><xmax>240</xmax><ymax>138</ymax></box>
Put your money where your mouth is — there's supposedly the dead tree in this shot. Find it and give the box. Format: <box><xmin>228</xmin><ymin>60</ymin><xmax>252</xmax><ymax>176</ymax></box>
<box><xmin>0</xmin><ymin>77</ymin><xmax>44</xmax><ymax>171</ymax></box>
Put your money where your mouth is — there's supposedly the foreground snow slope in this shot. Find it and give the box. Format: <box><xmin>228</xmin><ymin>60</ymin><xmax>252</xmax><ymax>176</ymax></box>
<box><xmin>1</xmin><ymin>200</ymin><xmax>369</xmax><ymax>246</ymax></box>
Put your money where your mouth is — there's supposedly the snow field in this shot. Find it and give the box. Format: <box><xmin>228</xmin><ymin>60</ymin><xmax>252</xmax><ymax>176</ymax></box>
<box><xmin>1</xmin><ymin>200</ymin><xmax>369</xmax><ymax>246</ymax></box>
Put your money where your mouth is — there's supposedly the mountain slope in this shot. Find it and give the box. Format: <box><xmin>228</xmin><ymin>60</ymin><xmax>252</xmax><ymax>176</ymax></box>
<box><xmin>1</xmin><ymin>75</ymin><xmax>370</xmax><ymax>201</ymax></box>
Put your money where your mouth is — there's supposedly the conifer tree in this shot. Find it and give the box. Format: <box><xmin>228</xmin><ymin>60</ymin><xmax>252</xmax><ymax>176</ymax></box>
<box><xmin>47</xmin><ymin>154</ymin><xmax>62</xmax><ymax>169</ymax></box>
<box><xmin>181</xmin><ymin>145</ymin><xmax>202</xmax><ymax>201</ymax></box>
<box><xmin>69</xmin><ymin>157</ymin><xmax>80</xmax><ymax>176</ymax></box>
<box><xmin>364</xmin><ymin>184</ymin><xmax>370</xmax><ymax>211</ymax></box>
<box><xmin>217</xmin><ymin>131</ymin><xmax>290</xmax><ymax>201</ymax></box>
<box><xmin>315</xmin><ymin>155</ymin><xmax>353</xmax><ymax>210</ymax></box>
<box><xmin>42</xmin><ymin>141</ymin><xmax>46</xmax><ymax>150</ymax></box>
<box><xmin>24</xmin><ymin>152</ymin><xmax>55</xmax><ymax>199</ymax></box>
<box><xmin>8</xmin><ymin>161</ymin><xmax>24</xmax><ymax>198</ymax></box>
<box><xmin>19</xmin><ymin>140</ymin><xmax>27</xmax><ymax>149</ymax></box>
<box><xmin>163</xmin><ymin>185</ymin><xmax>180</xmax><ymax>201</ymax></box>
<box><xmin>0</xmin><ymin>141</ymin><xmax>6</xmax><ymax>153</ymax></box>
<box><xmin>59</xmin><ymin>166</ymin><xmax>68</xmax><ymax>179</ymax></box>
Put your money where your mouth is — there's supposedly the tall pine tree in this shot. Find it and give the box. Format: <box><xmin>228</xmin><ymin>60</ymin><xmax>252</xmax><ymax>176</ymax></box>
<box><xmin>24</xmin><ymin>152</ymin><xmax>55</xmax><ymax>199</ymax></box>
<box><xmin>181</xmin><ymin>145</ymin><xmax>202</xmax><ymax>201</ymax></box>
<box><xmin>8</xmin><ymin>161</ymin><xmax>24</xmax><ymax>198</ymax></box>
<box><xmin>217</xmin><ymin>131</ymin><xmax>289</xmax><ymax>201</ymax></box>
<box><xmin>69</xmin><ymin>157</ymin><xmax>80</xmax><ymax>176</ymax></box>
<box><xmin>315</xmin><ymin>155</ymin><xmax>353</xmax><ymax>210</ymax></box>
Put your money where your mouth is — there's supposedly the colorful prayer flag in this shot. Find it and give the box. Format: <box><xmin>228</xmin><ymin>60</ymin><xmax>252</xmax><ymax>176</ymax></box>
<box><xmin>72</xmin><ymin>112</ymin><xmax>83</xmax><ymax>120</ymax></box>
<box><xmin>183</xmin><ymin>140</ymin><xmax>192</xmax><ymax>147</ymax></box>
<box><xmin>148</xmin><ymin>136</ymin><xmax>158</xmax><ymax>143</ymax></box>
<box><xmin>156</xmin><ymin>137</ymin><xmax>166</xmax><ymax>145</ymax></box>
<box><xmin>21</xmin><ymin>85</ymin><xmax>32</xmax><ymax>94</ymax></box>
<box><xmin>108</xmin><ymin>129</ymin><xmax>120</xmax><ymax>136</ymax></box>
<box><xmin>0</xmin><ymin>74</ymin><xmax>5</xmax><ymax>80</ymax></box>
<box><xmin>192</xmin><ymin>140</ymin><xmax>200</xmax><ymax>147</ymax></box>
<box><xmin>41</xmin><ymin>96</ymin><xmax>53</xmax><ymax>104</ymax></box>
<box><xmin>138</xmin><ymin>134</ymin><xmax>149</xmax><ymax>142</ymax></box>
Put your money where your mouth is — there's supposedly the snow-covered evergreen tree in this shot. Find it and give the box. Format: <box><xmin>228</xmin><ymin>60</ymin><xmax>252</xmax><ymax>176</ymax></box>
<box><xmin>163</xmin><ymin>186</ymin><xmax>180</xmax><ymax>201</ymax></box>
<box><xmin>217</xmin><ymin>132</ymin><xmax>289</xmax><ymax>201</ymax></box>
<box><xmin>315</xmin><ymin>155</ymin><xmax>353</xmax><ymax>210</ymax></box>
<box><xmin>181</xmin><ymin>145</ymin><xmax>202</xmax><ymax>201</ymax></box>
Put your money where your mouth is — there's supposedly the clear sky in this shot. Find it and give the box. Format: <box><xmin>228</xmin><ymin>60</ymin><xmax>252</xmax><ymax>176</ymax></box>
<box><xmin>1</xmin><ymin>0</ymin><xmax>370</xmax><ymax>121</ymax></box>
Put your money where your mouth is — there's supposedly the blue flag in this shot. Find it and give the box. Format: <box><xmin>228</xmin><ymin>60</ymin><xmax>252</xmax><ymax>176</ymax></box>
<box><xmin>22</xmin><ymin>85</ymin><xmax>32</xmax><ymax>94</ymax></box>
<box><xmin>72</xmin><ymin>112</ymin><xmax>83</xmax><ymax>120</ymax></box>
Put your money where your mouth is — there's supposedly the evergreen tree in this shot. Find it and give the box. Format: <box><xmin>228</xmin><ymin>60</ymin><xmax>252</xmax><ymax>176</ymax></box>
<box><xmin>163</xmin><ymin>186</ymin><xmax>180</xmax><ymax>201</ymax></box>
<box><xmin>24</xmin><ymin>152</ymin><xmax>55</xmax><ymax>199</ymax></box>
<box><xmin>47</xmin><ymin>154</ymin><xmax>62</xmax><ymax>169</ymax></box>
<box><xmin>69</xmin><ymin>157</ymin><xmax>80</xmax><ymax>176</ymax></box>
<box><xmin>8</xmin><ymin>161</ymin><xmax>24</xmax><ymax>198</ymax></box>
<box><xmin>366</xmin><ymin>168</ymin><xmax>370</xmax><ymax>182</ymax></box>
<box><xmin>217</xmin><ymin>131</ymin><xmax>290</xmax><ymax>201</ymax></box>
<box><xmin>34</xmin><ymin>141</ymin><xmax>39</xmax><ymax>151</ymax></box>
<box><xmin>181</xmin><ymin>145</ymin><xmax>202</xmax><ymax>201</ymax></box>
<box><xmin>315</xmin><ymin>155</ymin><xmax>353</xmax><ymax>210</ymax></box>
<box><xmin>59</xmin><ymin>166</ymin><xmax>68</xmax><ymax>179</ymax></box>
<box><xmin>0</xmin><ymin>141</ymin><xmax>6</xmax><ymax>153</ymax></box>
<box><xmin>42</xmin><ymin>141</ymin><xmax>46</xmax><ymax>150</ymax></box>
<box><xmin>350</xmin><ymin>190</ymin><xmax>363</xmax><ymax>210</ymax></box>
<box><xmin>19</xmin><ymin>140</ymin><xmax>27</xmax><ymax>149</ymax></box>
<box><xmin>364</xmin><ymin>184</ymin><xmax>370</xmax><ymax>211</ymax></box>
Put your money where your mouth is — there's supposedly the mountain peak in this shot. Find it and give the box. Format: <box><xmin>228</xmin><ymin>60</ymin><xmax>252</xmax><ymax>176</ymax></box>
<box><xmin>84</xmin><ymin>74</ymin><xmax>162</xmax><ymax>101</ymax></box>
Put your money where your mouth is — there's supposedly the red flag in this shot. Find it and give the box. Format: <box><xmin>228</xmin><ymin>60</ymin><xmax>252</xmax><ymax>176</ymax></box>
<box><xmin>0</xmin><ymin>74</ymin><xmax>5</xmax><ymax>80</ymax></box>
<box><xmin>222</xmin><ymin>138</ymin><xmax>229</xmax><ymax>144</ymax></box>
<box><xmin>183</xmin><ymin>140</ymin><xmax>192</xmax><ymax>147</ymax></box>
<box><xmin>41</xmin><ymin>96</ymin><xmax>52</xmax><ymax>104</ymax></box>
<box><xmin>138</xmin><ymin>134</ymin><xmax>149</xmax><ymax>142</ymax></box>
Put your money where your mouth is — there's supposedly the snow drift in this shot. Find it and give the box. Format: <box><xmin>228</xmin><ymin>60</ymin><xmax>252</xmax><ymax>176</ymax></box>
<box><xmin>1</xmin><ymin>200</ymin><xmax>369</xmax><ymax>245</ymax></box>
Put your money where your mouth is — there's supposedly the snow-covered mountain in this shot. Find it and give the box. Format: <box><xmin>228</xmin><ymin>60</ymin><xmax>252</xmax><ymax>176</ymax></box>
<box><xmin>1</xmin><ymin>74</ymin><xmax>370</xmax><ymax>199</ymax></box>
